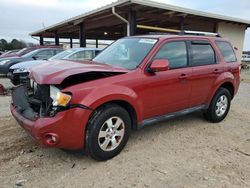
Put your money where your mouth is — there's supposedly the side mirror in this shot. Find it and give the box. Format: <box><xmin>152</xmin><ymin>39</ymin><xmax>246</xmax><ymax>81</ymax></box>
<box><xmin>148</xmin><ymin>59</ymin><xmax>169</xmax><ymax>73</ymax></box>
<box><xmin>32</xmin><ymin>56</ymin><xmax>37</xmax><ymax>60</ymax></box>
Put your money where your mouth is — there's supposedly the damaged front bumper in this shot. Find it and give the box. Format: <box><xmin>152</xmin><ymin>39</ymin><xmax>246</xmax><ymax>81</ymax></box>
<box><xmin>11</xmin><ymin>85</ymin><xmax>92</xmax><ymax>149</ymax></box>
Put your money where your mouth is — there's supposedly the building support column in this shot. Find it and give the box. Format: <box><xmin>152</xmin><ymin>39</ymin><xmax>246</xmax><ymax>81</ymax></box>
<box><xmin>179</xmin><ymin>18</ymin><xmax>185</xmax><ymax>34</ymax></box>
<box><xmin>79</xmin><ymin>22</ymin><xmax>86</xmax><ymax>47</ymax></box>
<box><xmin>128</xmin><ymin>10</ymin><xmax>136</xmax><ymax>36</ymax></box>
<box><xmin>70</xmin><ymin>38</ymin><xmax>73</xmax><ymax>48</ymax></box>
<box><xmin>55</xmin><ymin>32</ymin><xmax>59</xmax><ymax>46</ymax></box>
<box><xmin>213</xmin><ymin>23</ymin><xmax>218</xmax><ymax>33</ymax></box>
<box><xmin>39</xmin><ymin>36</ymin><xmax>44</xmax><ymax>46</ymax></box>
<box><xmin>96</xmin><ymin>39</ymin><xmax>98</xmax><ymax>48</ymax></box>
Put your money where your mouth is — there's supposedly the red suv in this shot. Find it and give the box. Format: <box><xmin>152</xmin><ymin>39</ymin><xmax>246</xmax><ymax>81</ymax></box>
<box><xmin>11</xmin><ymin>34</ymin><xmax>240</xmax><ymax>160</ymax></box>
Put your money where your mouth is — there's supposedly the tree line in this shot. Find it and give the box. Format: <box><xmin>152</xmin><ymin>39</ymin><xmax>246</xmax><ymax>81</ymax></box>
<box><xmin>0</xmin><ymin>39</ymin><xmax>34</xmax><ymax>51</ymax></box>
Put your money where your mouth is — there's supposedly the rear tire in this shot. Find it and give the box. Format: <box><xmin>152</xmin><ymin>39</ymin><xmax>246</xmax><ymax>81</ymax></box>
<box><xmin>86</xmin><ymin>104</ymin><xmax>131</xmax><ymax>161</ymax></box>
<box><xmin>205</xmin><ymin>88</ymin><xmax>231</xmax><ymax>123</ymax></box>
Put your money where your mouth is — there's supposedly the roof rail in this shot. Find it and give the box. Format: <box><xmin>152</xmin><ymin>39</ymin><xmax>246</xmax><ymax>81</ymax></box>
<box><xmin>148</xmin><ymin>32</ymin><xmax>173</xmax><ymax>35</ymax></box>
<box><xmin>182</xmin><ymin>30</ymin><xmax>221</xmax><ymax>37</ymax></box>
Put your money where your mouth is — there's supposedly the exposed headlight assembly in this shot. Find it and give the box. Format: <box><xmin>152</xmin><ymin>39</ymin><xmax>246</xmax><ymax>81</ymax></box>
<box><xmin>30</xmin><ymin>79</ymin><xmax>38</xmax><ymax>92</ymax></box>
<box><xmin>50</xmin><ymin>86</ymin><xmax>71</xmax><ymax>107</ymax></box>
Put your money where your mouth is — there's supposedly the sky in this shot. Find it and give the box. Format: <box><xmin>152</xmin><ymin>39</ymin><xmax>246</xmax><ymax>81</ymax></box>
<box><xmin>0</xmin><ymin>0</ymin><xmax>250</xmax><ymax>50</ymax></box>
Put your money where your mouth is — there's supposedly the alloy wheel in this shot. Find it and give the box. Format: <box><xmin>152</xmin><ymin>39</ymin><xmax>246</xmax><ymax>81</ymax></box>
<box><xmin>98</xmin><ymin>116</ymin><xmax>125</xmax><ymax>151</ymax></box>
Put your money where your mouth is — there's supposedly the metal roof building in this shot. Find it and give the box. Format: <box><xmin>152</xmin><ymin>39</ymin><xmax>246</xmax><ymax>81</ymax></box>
<box><xmin>30</xmin><ymin>0</ymin><xmax>250</xmax><ymax>59</ymax></box>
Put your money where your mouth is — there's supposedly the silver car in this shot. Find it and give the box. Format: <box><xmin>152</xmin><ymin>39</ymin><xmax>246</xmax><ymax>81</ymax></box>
<box><xmin>8</xmin><ymin>48</ymin><xmax>102</xmax><ymax>85</ymax></box>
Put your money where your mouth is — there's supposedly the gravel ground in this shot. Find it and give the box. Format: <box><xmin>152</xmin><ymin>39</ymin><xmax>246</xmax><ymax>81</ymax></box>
<box><xmin>0</xmin><ymin>71</ymin><xmax>250</xmax><ymax>188</ymax></box>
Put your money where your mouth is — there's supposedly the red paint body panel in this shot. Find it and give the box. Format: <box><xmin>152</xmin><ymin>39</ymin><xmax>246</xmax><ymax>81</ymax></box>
<box><xmin>11</xmin><ymin>35</ymin><xmax>241</xmax><ymax>150</ymax></box>
<box><xmin>29</xmin><ymin>60</ymin><xmax>128</xmax><ymax>84</ymax></box>
<box><xmin>11</xmin><ymin>103</ymin><xmax>91</xmax><ymax>149</ymax></box>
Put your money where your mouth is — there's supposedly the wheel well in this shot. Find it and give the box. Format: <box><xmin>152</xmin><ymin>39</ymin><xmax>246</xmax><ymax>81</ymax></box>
<box><xmin>91</xmin><ymin>100</ymin><xmax>138</xmax><ymax>130</ymax></box>
<box><xmin>220</xmin><ymin>82</ymin><xmax>234</xmax><ymax>99</ymax></box>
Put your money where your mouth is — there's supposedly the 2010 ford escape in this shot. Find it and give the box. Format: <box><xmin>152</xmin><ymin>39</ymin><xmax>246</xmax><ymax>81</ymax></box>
<box><xmin>10</xmin><ymin>34</ymin><xmax>241</xmax><ymax>161</ymax></box>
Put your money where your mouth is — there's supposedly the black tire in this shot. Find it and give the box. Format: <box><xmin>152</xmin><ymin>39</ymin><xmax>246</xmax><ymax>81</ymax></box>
<box><xmin>205</xmin><ymin>88</ymin><xmax>231</xmax><ymax>123</ymax></box>
<box><xmin>86</xmin><ymin>104</ymin><xmax>131</xmax><ymax>161</ymax></box>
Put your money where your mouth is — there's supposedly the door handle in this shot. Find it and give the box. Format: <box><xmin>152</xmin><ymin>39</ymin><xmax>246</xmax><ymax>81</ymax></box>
<box><xmin>179</xmin><ymin>74</ymin><xmax>188</xmax><ymax>79</ymax></box>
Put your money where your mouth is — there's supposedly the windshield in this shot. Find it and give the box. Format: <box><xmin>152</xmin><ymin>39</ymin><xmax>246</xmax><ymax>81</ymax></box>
<box><xmin>18</xmin><ymin>48</ymin><xmax>34</xmax><ymax>56</ymax></box>
<box><xmin>17</xmin><ymin>48</ymin><xmax>27</xmax><ymax>55</ymax></box>
<box><xmin>49</xmin><ymin>49</ymin><xmax>73</xmax><ymax>60</ymax></box>
<box><xmin>93</xmin><ymin>38</ymin><xmax>157</xmax><ymax>70</ymax></box>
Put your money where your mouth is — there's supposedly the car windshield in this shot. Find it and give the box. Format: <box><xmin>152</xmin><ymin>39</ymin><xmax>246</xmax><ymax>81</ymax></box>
<box><xmin>93</xmin><ymin>38</ymin><xmax>158</xmax><ymax>70</ymax></box>
<box><xmin>17</xmin><ymin>48</ymin><xmax>27</xmax><ymax>55</ymax></box>
<box><xmin>49</xmin><ymin>49</ymin><xmax>74</xmax><ymax>60</ymax></box>
<box><xmin>18</xmin><ymin>48</ymin><xmax>34</xmax><ymax>56</ymax></box>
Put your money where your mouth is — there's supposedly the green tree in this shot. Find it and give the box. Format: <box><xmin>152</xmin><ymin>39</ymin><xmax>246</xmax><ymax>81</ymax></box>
<box><xmin>11</xmin><ymin>39</ymin><xmax>27</xmax><ymax>49</ymax></box>
<box><xmin>0</xmin><ymin>39</ymin><xmax>8</xmax><ymax>51</ymax></box>
<box><xmin>0</xmin><ymin>39</ymin><xmax>27</xmax><ymax>51</ymax></box>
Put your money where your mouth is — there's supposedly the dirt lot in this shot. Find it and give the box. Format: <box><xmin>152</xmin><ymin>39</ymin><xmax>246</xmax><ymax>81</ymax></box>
<box><xmin>0</xmin><ymin>71</ymin><xmax>250</xmax><ymax>188</ymax></box>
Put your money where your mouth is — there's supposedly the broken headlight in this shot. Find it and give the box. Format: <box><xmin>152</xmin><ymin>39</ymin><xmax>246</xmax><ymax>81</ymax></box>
<box><xmin>50</xmin><ymin>86</ymin><xmax>71</xmax><ymax>107</ymax></box>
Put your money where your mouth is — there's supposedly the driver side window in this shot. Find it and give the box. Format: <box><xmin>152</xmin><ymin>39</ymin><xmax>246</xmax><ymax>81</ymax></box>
<box><xmin>154</xmin><ymin>41</ymin><xmax>188</xmax><ymax>69</ymax></box>
<box><xmin>35</xmin><ymin>50</ymin><xmax>54</xmax><ymax>60</ymax></box>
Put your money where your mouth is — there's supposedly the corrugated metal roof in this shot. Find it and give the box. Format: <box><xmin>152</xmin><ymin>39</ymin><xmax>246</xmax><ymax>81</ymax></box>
<box><xmin>30</xmin><ymin>0</ymin><xmax>250</xmax><ymax>36</ymax></box>
<box><xmin>132</xmin><ymin>0</ymin><xmax>250</xmax><ymax>25</ymax></box>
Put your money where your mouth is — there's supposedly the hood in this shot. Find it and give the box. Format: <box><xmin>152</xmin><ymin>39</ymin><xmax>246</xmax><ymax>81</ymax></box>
<box><xmin>29</xmin><ymin>59</ymin><xmax>129</xmax><ymax>85</ymax></box>
<box><xmin>10</xmin><ymin>60</ymin><xmax>46</xmax><ymax>70</ymax></box>
<box><xmin>0</xmin><ymin>56</ymin><xmax>31</xmax><ymax>63</ymax></box>
<box><xmin>0</xmin><ymin>56</ymin><xmax>20</xmax><ymax>61</ymax></box>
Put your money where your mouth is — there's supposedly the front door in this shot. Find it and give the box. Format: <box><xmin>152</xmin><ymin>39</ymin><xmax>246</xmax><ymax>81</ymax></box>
<box><xmin>139</xmin><ymin>40</ymin><xmax>192</xmax><ymax>119</ymax></box>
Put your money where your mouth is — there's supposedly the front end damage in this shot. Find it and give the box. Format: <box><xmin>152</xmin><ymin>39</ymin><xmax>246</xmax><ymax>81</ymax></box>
<box><xmin>10</xmin><ymin>81</ymin><xmax>92</xmax><ymax>149</ymax></box>
<box><xmin>10</xmin><ymin>61</ymin><xmax>128</xmax><ymax>149</ymax></box>
<box><xmin>12</xmin><ymin>83</ymin><xmax>51</xmax><ymax>121</ymax></box>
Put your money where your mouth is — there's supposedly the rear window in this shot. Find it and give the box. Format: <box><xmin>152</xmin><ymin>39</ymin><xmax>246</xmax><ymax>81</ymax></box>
<box><xmin>191</xmin><ymin>42</ymin><xmax>216</xmax><ymax>66</ymax></box>
<box><xmin>216</xmin><ymin>41</ymin><xmax>237</xmax><ymax>63</ymax></box>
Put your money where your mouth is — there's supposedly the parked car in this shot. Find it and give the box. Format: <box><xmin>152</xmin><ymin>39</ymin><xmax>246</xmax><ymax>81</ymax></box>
<box><xmin>0</xmin><ymin>49</ymin><xmax>21</xmax><ymax>58</ymax></box>
<box><xmin>8</xmin><ymin>48</ymin><xmax>101</xmax><ymax>85</ymax></box>
<box><xmin>11</xmin><ymin>35</ymin><xmax>240</xmax><ymax>161</ymax></box>
<box><xmin>242</xmin><ymin>53</ymin><xmax>250</xmax><ymax>62</ymax></box>
<box><xmin>0</xmin><ymin>45</ymin><xmax>62</xmax><ymax>58</ymax></box>
<box><xmin>0</xmin><ymin>48</ymin><xmax>63</xmax><ymax>75</ymax></box>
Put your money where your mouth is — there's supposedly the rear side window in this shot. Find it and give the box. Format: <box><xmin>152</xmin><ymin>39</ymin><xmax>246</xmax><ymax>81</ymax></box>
<box><xmin>69</xmin><ymin>50</ymin><xmax>94</xmax><ymax>60</ymax></box>
<box><xmin>154</xmin><ymin>41</ymin><xmax>188</xmax><ymax>69</ymax></box>
<box><xmin>216</xmin><ymin>41</ymin><xmax>237</xmax><ymax>62</ymax></box>
<box><xmin>191</xmin><ymin>41</ymin><xmax>216</xmax><ymax>66</ymax></box>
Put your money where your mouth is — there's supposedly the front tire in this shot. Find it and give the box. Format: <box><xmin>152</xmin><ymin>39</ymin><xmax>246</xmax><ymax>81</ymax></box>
<box><xmin>86</xmin><ymin>104</ymin><xmax>131</xmax><ymax>161</ymax></box>
<box><xmin>205</xmin><ymin>88</ymin><xmax>231</xmax><ymax>123</ymax></box>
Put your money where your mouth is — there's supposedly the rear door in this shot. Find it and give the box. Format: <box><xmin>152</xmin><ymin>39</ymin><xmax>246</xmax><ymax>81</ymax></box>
<box><xmin>189</xmin><ymin>40</ymin><xmax>223</xmax><ymax>107</ymax></box>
